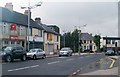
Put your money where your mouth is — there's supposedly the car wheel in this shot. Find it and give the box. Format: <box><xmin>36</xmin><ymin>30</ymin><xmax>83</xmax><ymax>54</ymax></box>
<box><xmin>67</xmin><ymin>54</ymin><xmax>70</xmax><ymax>57</ymax></box>
<box><xmin>21</xmin><ymin>55</ymin><xmax>26</xmax><ymax>61</ymax></box>
<box><xmin>59</xmin><ymin>55</ymin><xmax>61</xmax><ymax>57</ymax></box>
<box><xmin>5</xmin><ymin>55</ymin><xmax>12</xmax><ymax>62</ymax></box>
<box><xmin>33</xmin><ymin>55</ymin><xmax>37</xmax><ymax>60</ymax></box>
<box><xmin>42</xmin><ymin>54</ymin><xmax>46</xmax><ymax>59</ymax></box>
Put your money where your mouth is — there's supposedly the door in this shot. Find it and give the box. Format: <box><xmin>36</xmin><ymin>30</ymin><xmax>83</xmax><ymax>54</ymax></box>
<box><xmin>12</xmin><ymin>47</ymin><xmax>23</xmax><ymax>59</ymax></box>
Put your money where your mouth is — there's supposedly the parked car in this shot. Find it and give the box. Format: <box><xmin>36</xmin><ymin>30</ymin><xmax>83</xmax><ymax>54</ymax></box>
<box><xmin>27</xmin><ymin>48</ymin><xmax>46</xmax><ymax>60</ymax></box>
<box><xmin>0</xmin><ymin>45</ymin><xmax>27</xmax><ymax>62</ymax></box>
<box><xmin>105</xmin><ymin>49</ymin><xmax>115</xmax><ymax>55</ymax></box>
<box><xmin>59</xmin><ymin>47</ymin><xmax>73</xmax><ymax>57</ymax></box>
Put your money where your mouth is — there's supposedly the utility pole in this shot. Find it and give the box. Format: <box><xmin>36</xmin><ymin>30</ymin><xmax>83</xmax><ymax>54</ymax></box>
<box><xmin>75</xmin><ymin>24</ymin><xmax>87</xmax><ymax>55</ymax></box>
<box><xmin>63</xmin><ymin>30</ymin><xmax>66</xmax><ymax>47</ymax></box>
<box><xmin>21</xmin><ymin>1</ymin><xmax>42</xmax><ymax>51</ymax></box>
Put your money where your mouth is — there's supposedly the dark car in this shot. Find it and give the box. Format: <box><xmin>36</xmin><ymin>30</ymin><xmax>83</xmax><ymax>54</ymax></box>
<box><xmin>0</xmin><ymin>45</ymin><xmax>27</xmax><ymax>62</ymax></box>
<box><xmin>105</xmin><ymin>49</ymin><xmax>115</xmax><ymax>56</ymax></box>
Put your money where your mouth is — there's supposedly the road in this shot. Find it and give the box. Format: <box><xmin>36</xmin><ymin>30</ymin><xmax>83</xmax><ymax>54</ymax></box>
<box><xmin>2</xmin><ymin>54</ymin><xmax>105</xmax><ymax>75</ymax></box>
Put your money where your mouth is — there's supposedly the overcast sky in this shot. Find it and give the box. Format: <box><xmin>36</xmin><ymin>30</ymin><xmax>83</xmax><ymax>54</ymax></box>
<box><xmin>0</xmin><ymin>0</ymin><xmax>119</xmax><ymax>37</ymax></box>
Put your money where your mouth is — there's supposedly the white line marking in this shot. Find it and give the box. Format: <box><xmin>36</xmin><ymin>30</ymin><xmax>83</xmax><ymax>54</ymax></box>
<box><xmin>48</xmin><ymin>61</ymin><xmax>60</xmax><ymax>65</ymax></box>
<box><xmin>8</xmin><ymin>65</ymin><xmax>39</xmax><ymax>72</ymax></box>
<box><xmin>66</xmin><ymin>59</ymin><xmax>74</xmax><ymax>61</ymax></box>
<box><xmin>58</xmin><ymin>57</ymin><xmax>68</xmax><ymax>58</ymax></box>
<box><xmin>73</xmin><ymin>72</ymin><xmax>77</xmax><ymax>75</ymax></box>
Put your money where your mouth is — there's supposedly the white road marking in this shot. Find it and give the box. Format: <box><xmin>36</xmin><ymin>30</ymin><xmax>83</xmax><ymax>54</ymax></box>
<box><xmin>8</xmin><ymin>65</ymin><xmax>39</xmax><ymax>72</ymax></box>
<box><xmin>58</xmin><ymin>57</ymin><xmax>68</xmax><ymax>58</ymax></box>
<box><xmin>48</xmin><ymin>61</ymin><xmax>60</xmax><ymax>65</ymax></box>
<box><xmin>66</xmin><ymin>59</ymin><xmax>74</xmax><ymax>61</ymax></box>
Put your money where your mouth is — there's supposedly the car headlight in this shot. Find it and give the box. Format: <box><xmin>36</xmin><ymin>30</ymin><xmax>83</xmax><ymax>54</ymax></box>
<box><xmin>1</xmin><ymin>52</ymin><xmax>6</xmax><ymax>55</ymax></box>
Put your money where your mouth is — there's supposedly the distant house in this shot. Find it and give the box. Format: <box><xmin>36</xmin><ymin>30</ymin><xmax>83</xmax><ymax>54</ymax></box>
<box><xmin>35</xmin><ymin>18</ymin><xmax>60</xmax><ymax>55</ymax></box>
<box><xmin>80</xmin><ymin>33</ymin><xmax>97</xmax><ymax>52</ymax></box>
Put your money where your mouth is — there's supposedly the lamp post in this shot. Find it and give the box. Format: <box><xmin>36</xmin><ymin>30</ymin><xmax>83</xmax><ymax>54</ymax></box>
<box><xmin>63</xmin><ymin>30</ymin><xmax>66</xmax><ymax>47</ymax></box>
<box><xmin>21</xmin><ymin>1</ymin><xmax>42</xmax><ymax>51</ymax></box>
<box><xmin>75</xmin><ymin>24</ymin><xmax>87</xmax><ymax>55</ymax></box>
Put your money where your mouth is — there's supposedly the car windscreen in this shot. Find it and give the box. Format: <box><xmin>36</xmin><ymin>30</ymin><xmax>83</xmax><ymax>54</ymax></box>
<box><xmin>61</xmin><ymin>48</ymin><xmax>69</xmax><ymax>51</ymax></box>
<box><xmin>107</xmin><ymin>50</ymin><xmax>113</xmax><ymax>52</ymax></box>
<box><xmin>0</xmin><ymin>46</ymin><xmax>6</xmax><ymax>51</ymax></box>
<box><xmin>29</xmin><ymin>49</ymin><xmax>37</xmax><ymax>52</ymax></box>
<box><xmin>2</xmin><ymin>46</ymin><xmax>12</xmax><ymax>51</ymax></box>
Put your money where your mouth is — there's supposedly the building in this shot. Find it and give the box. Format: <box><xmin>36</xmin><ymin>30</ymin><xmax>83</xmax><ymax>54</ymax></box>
<box><xmin>35</xmin><ymin>18</ymin><xmax>60</xmax><ymax>55</ymax></box>
<box><xmin>0</xmin><ymin>5</ymin><xmax>44</xmax><ymax>50</ymax></box>
<box><xmin>80</xmin><ymin>33</ymin><xmax>97</xmax><ymax>52</ymax></box>
<box><xmin>102</xmin><ymin>37</ymin><xmax>120</xmax><ymax>51</ymax></box>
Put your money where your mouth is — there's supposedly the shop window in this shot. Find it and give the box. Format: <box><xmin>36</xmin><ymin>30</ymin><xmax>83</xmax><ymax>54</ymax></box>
<box><xmin>11</xmin><ymin>41</ymin><xmax>15</xmax><ymax>44</ymax></box>
<box><xmin>4</xmin><ymin>40</ymin><xmax>9</xmax><ymax>44</ymax></box>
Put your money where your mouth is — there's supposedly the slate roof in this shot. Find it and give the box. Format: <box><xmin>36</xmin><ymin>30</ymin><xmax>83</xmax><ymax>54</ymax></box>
<box><xmin>41</xmin><ymin>24</ymin><xmax>60</xmax><ymax>35</ymax></box>
<box><xmin>81</xmin><ymin>33</ymin><xmax>92</xmax><ymax>40</ymax></box>
<box><xmin>0</xmin><ymin>7</ymin><xmax>43</xmax><ymax>30</ymax></box>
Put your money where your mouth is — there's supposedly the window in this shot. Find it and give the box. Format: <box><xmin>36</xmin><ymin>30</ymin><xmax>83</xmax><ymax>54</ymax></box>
<box><xmin>4</xmin><ymin>40</ymin><xmax>9</xmax><ymax>44</ymax></box>
<box><xmin>84</xmin><ymin>46</ymin><xmax>86</xmax><ymax>50</ymax></box>
<box><xmin>17</xmin><ymin>41</ymin><xmax>21</xmax><ymax>44</ymax></box>
<box><xmin>57</xmin><ymin>36</ymin><xmax>59</xmax><ymax>42</ymax></box>
<box><xmin>38</xmin><ymin>30</ymin><xmax>42</xmax><ymax>37</ymax></box>
<box><xmin>11</xmin><ymin>41</ymin><xmax>15</xmax><ymax>44</ymax></box>
<box><xmin>112</xmin><ymin>40</ymin><xmax>115</xmax><ymax>44</ymax></box>
<box><xmin>84</xmin><ymin>40</ymin><xmax>86</xmax><ymax>43</ymax></box>
<box><xmin>90</xmin><ymin>40</ymin><xmax>92</xmax><ymax>43</ymax></box>
<box><xmin>20</xmin><ymin>26</ymin><xmax>26</xmax><ymax>36</ymax></box>
<box><xmin>47</xmin><ymin>33</ymin><xmax>49</xmax><ymax>40</ymax></box>
<box><xmin>0</xmin><ymin>22</ymin><xmax>2</xmax><ymax>34</ymax></box>
<box><xmin>107</xmin><ymin>40</ymin><xmax>111</xmax><ymax>44</ymax></box>
<box><xmin>17</xmin><ymin>47</ymin><xmax>23</xmax><ymax>51</ymax></box>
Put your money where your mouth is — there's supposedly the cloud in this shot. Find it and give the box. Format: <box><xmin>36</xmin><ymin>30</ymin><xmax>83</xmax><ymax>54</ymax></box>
<box><xmin>32</xmin><ymin>2</ymin><xmax>118</xmax><ymax>36</ymax></box>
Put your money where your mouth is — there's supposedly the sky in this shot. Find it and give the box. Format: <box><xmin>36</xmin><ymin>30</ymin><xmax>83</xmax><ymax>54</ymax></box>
<box><xmin>0</xmin><ymin>0</ymin><xmax>119</xmax><ymax>37</ymax></box>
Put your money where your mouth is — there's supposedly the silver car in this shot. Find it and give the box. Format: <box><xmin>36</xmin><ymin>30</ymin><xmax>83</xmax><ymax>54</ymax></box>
<box><xmin>59</xmin><ymin>47</ymin><xmax>73</xmax><ymax>57</ymax></box>
<box><xmin>27</xmin><ymin>48</ymin><xmax>46</xmax><ymax>60</ymax></box>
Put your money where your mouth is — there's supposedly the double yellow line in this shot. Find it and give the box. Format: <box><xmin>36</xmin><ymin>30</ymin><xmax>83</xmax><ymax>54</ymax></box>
<box><xmin>109</xmin><ymin>58</ymin><xmax>116</xmax><ymax>69</ymax></box>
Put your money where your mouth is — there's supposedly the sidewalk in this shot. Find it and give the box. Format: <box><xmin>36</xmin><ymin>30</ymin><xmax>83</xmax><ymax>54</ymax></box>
<box><xmin>80</xmin><ymin>67</ymin><xmax>118</xmax><ymax>75</ymax></box>
<box><xmin>46</xmin><ymin>52</ymin><xmax>98</xmax><ymax>58</ymax></box>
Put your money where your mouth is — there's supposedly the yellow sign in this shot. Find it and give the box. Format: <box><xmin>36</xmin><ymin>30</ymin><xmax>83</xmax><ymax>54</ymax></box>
<box><xmin>49</xmin><ymin>33</ymin><xmax>52</xmax><ymax>41</ymax></box>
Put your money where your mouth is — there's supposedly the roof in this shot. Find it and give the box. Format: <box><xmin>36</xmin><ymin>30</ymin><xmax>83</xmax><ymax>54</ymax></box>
<box><xmin>81</xmin><ymin>33</ymin><xmax>92</xmax><ymax>40</ymax></box>
<box><xmin>103</xmin><ymin>37</ymin><xmax>120</xmax><ymax>40</ymax></box>
<box><xmin>0</xmin><ymin>7</ymin><xmax>43</xmax><ymax>30</ymax></box>
<box><xmin>41</xmin><ymin>24</ymin><xmax>60</xmax><ymax>35</ymax></box>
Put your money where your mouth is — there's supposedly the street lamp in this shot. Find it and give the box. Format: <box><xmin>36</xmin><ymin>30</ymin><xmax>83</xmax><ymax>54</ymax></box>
<box><xmin>21</xmin><ymin>1</ymin><xmax>42</xmax><ymax>51</ymax></box>
<box><xmin>75</xmin><ymin>24</ymin><xmax>87</xmax><ymax>55</ymax></box>
<box><xmin>63</xmin><ymin>30</ymin><xmax>66</xmax><ymax>47</ymax></box>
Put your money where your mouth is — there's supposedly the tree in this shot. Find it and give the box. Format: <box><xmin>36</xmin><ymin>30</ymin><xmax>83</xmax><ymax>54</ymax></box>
<box><xmin>93</xmin><ymin>35</ymin><xmax>101</xmax><ymax>52</ymax></box>
<box><xmin>60</xmin><ymin>29</ymin><xmax>79</xmax><ymax>53</ymax></box>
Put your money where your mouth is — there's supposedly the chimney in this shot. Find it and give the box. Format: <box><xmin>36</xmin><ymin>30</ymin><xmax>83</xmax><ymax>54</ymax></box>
<box><xmin>24</xmin><ymin>10</ymin><xmax>31</xmax><ymax>18</ymax></box>
<box><xmin>90</xmin><ymin>33</ymin><xmax>92</xmax><ymax>36</ymax></box>
<box><xmin>35</xmin><ymin>17</ymin><xmax>42</xmax><ymax>25</ymax></box>
<box><xmin>5</xmin><ymin>3</ymin><xmax>13</xmax><ymax>11</ymax></box>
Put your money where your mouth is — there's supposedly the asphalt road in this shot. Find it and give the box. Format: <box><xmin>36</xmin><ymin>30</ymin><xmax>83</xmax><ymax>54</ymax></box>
<box><xmin>2</xmin><ymin>54</ymin><xmax>105</xmax><ymax>75</ymax></box>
